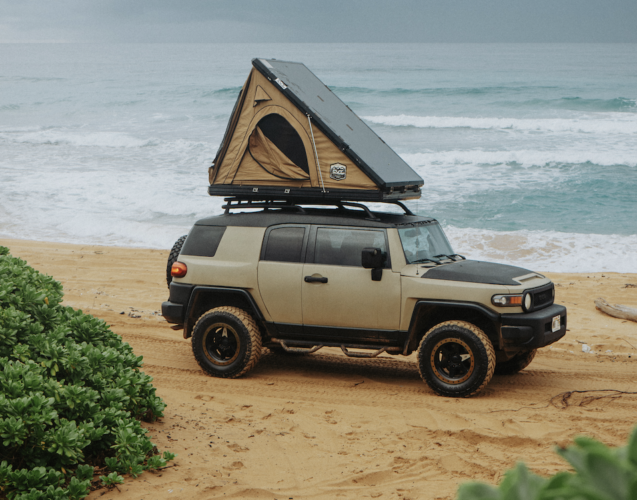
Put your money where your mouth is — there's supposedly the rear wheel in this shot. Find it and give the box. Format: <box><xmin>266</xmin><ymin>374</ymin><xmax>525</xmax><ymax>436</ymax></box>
<box><xmin>495</xmin><ymin>349</ymin><xmax>537</xmax><ymax>375</ymax></box>
<box><xmin>192</xmin><ymin>306</ymin><xmax>262</xmax><ymax>378</ymax></box>
<box><xmin>417</xmin><ymin>321</ymin><xmax>495</xmax><ymax>397</ymax></box>
<box><xmin>166</xmin><ymin>235</ymin><xmax>187</xmax><ymax>288</ymax></box>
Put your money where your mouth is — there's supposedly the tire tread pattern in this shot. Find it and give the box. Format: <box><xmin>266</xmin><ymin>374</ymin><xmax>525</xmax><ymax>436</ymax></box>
<box><xmin>417</xmin><ymin>320</ymin><xmax>496</xmax><ymax>397</ymax></box>
<box><xmin>166</xmin><ymin>235</ymin><xmax>187</xmax><ymax>288</ymax></box>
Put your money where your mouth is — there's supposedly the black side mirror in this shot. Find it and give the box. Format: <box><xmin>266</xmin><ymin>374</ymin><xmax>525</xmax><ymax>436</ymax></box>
<box><xmin>361</xmin><ymin>247</ymin><xmax>386</xmax><ymax>281</ymax></box>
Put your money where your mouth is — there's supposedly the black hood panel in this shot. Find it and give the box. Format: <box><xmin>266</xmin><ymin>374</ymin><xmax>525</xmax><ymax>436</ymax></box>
<box><xmin>422</xmin><ymin>260</ymin><xmax>534</xmax><ymax>286</ymax></box>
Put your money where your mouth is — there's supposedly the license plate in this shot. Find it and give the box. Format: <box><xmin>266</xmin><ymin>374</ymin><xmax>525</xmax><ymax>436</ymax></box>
<box><xmin>552</xmin><ymin>315</ymin><xmax>561</xmax><ymax>332</ymax></box>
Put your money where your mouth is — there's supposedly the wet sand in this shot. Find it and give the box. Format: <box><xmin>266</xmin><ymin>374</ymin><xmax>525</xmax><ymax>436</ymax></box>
<box><xmin>2</xmin><ymin>238</ymin><xmax>636</xmax><ymax>500</ymax></box>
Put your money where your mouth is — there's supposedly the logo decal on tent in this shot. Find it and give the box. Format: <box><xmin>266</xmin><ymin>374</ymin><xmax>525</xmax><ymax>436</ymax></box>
<box><xmin>330</xmin><ymin>163</ymin><xmax>347</xmax><ymax>181</ymax></box>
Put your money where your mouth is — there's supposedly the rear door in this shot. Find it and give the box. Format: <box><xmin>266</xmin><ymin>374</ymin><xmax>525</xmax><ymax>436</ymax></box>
<box><xmin>302</xmin><ymin>226</ymin><xmax>401</xmax><ymax>339</ymax></box>
<box><xmin>257</xmin><ymin>225</ymin><xmax>308</xmax><ymax>329</ymax></box>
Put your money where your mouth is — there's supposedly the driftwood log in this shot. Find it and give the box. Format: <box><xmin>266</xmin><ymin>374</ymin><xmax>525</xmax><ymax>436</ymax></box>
<box><xmin>595</xmin><ymin>298</ymin><xmax>637</xmax><ymax>323</ymax></box>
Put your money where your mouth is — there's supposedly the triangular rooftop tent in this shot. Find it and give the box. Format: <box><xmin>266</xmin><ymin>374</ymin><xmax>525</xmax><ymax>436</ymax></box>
<box><xmin>208</xmin><ymin>58</ymin><xmax>424</xmax><ymax>202</ymax></box>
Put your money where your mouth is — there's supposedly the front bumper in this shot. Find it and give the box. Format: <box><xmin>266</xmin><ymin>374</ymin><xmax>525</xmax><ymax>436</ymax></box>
<box><xmin>501</xmin><ymin>303</ymin><xmax>567</xmax><ymax>351</ymax></box>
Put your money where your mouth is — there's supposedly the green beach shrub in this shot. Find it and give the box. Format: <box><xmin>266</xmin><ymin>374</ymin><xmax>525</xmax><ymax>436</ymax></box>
<box><xmin>457</xmin><ymin>426</ymin><xmax>637</xmax><ymax>500</ymax></box>
<box><xmin>0</xmin><ymin>246</ymin><xmax>174</xmax><ymax>499</ymax></box>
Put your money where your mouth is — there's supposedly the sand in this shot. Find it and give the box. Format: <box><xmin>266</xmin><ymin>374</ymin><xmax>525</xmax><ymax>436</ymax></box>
<box><xmin>2</xmin><ymin>238</ymin><xmax>636</xmax><ymax>500</ymax></box>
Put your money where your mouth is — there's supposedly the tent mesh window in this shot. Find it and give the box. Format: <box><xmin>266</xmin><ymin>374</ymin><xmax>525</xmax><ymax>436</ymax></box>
<box><xmin>253</xmin><ymin>114</ymin><xmax>309</xmax><ymax>175</ymax></box>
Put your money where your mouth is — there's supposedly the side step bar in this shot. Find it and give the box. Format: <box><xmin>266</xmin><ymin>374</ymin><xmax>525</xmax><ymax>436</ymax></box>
<box><xmin>276</xmin><ymin>340</ymin><xmax>324</xmax><ymax>354</ymax></box>
<box><xmin>270</xmin><ymin>338</ymin><xmax>402</xmax><ymax>358</ymax></box>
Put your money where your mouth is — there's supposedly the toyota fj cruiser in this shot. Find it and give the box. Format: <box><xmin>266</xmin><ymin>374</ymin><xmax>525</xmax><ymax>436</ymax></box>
<box><xmin>162</xmin><ymin>198</ymin><xmax>567</xmax><ymax>397</ymax></box>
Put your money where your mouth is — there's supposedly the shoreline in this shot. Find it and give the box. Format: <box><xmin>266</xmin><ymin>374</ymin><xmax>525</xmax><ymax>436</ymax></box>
<box><xmin>3</xmin><ymin>226</ymin><xmax>636</xmax><ymax>274</ymax></box>
<box><xmin>2</xmin><ymin>237</ymin><xmax>636</xmax><ymax>500</ymax></box>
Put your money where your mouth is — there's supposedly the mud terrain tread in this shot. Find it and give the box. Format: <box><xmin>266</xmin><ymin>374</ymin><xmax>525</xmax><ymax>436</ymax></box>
<box><xmin>417</xmin><ymin>320</ymin><xmax>495</xmax><ymax>397</ymax></box>
<box><xmin>495</xmin><ymin>349</ymin><xmax>537</xmax><ymax>375</ymax></box>
<box><xmin>166</xmin><ymin>234</ymin><xmax>187</xmax><ymax>288</ymax></box>
<box><xmin>192</xmin><ymin>306</ymin><xmax>262</xmax><ymax>379</ymax></box>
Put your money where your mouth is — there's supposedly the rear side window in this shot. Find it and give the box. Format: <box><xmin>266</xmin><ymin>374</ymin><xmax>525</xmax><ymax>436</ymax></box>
<box><xmin>314</xmin><ymin>228</ymin><xmax>387</xmax><ymax>267</ymax></box>
<box><xmin>181</xmin><ymin>226</ymin><xmax>226</xmax><ymax>257</ymax></box>
<box><xmin>262</xmin><ymin>227</ymin><xmax>306</xmax><ymax>263</ymax></box>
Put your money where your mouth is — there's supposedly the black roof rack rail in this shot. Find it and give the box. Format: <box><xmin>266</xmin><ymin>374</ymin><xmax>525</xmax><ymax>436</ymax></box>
<box><xmin>221</xmin><ymin>197</ymin><xmax>415</xmax><ymax>219</ymax></box>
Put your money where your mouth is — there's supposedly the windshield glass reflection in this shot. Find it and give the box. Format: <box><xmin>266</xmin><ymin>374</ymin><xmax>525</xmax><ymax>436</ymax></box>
<box><xmin>398</xmin><ymin>224</ymin><xmax>454</xmax><ymax>264</ymax></box>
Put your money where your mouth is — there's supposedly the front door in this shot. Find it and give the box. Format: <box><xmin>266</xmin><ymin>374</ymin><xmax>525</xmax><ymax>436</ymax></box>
<box><xmin>302</xmin><ymin>226</ymin><xmax>401</xmax><ymax>341</ymax></box>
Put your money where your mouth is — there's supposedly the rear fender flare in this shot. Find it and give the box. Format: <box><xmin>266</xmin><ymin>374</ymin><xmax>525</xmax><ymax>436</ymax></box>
<box><xmin>184</xmin><ymin>286</ymin><xmax>264</xmax><ymax>339</ymax></box>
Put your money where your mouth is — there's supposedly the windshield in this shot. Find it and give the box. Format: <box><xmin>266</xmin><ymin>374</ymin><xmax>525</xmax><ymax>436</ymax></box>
<box><xmin>398</xmin><ymin>223</ymin><xmax>455</xmax><ymax>264</ymax></box>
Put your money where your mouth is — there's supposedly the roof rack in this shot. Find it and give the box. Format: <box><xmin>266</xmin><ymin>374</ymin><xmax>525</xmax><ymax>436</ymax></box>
<box><xmin>221</xmin><ymin>197</ymin><xmax>415</xmax><ymax>219</ymax></box>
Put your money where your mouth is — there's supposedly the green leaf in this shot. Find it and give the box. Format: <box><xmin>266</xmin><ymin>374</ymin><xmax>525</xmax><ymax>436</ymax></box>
<box><xmin>457</xmin><ymin>482</ymin><xmax>500</xmax><ymax>500</ymax></box>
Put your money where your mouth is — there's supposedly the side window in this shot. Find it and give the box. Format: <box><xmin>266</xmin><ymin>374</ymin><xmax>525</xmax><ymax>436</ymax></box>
<box><xmin>262</xmin><ymin>227</ymin><xmax>306</xmax><ymax>263</ymax></box>
<box><xmin>314</xmin><ymin>228</ymin><xmax>387</xmax><ymax>267</ymax></box>
<box><xmin>180</xmin><ymin>226</ymin><xmax>226</xmax><ymax>257</ymax></box>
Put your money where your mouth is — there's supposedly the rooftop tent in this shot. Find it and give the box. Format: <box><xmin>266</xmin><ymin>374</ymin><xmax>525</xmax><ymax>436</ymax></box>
<box><xmin>208</xmin><ymin>58</ymin><xmax>423</xmax><ymax>202</ymax></box>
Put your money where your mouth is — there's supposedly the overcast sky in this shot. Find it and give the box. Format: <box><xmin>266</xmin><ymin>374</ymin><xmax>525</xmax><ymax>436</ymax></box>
<box><xmin>1</xmin><ymin>0</ymin><xmax>636</xmax><ymax>43</ymax></box>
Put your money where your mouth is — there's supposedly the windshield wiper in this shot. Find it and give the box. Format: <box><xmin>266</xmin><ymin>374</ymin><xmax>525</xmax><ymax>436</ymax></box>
<box><xmin>411</xmin><ymin>257</ymin><xmax>442</xmax><ymax>265</ymax></box>
<box><xmin>434</xmin><ymin>254</ymin><xmax>466</xmax><ymax>262</ymax></box>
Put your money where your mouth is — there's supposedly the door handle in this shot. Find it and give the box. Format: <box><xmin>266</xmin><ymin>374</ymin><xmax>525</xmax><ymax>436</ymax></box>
<box><xmin>304</xmin><ymin>276</ymin><xmax>328</xmax><ymax>283</ymax></box>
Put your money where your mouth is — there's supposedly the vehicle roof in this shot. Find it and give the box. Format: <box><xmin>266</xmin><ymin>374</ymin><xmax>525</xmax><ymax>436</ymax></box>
<box><xmin>195</xmin><ymin>207</ymin><xmax>438</xmax><ymax>229</ymax></box>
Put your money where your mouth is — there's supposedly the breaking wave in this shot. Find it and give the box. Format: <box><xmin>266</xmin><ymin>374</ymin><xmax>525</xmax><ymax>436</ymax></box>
<box><xmin>364</xmin><ymin>115</ymin><xmax>637</xmax><ymax>134</ymax></box>
<box><xmin>401</xmin><ymin>150</ymin><xmax>637</xmax><ymax>169</ymax></box>
<box><xmin>444</xmin><ymin>226</ymin><xmax>637</xmax><ymax>274</ymax></box>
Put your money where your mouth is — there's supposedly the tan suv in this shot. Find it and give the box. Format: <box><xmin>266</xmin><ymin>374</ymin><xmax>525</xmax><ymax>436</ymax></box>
<box><xmin>162</xmin><ymin>199</ymin><xmax>566</xmax><ymax>397</ymax></box>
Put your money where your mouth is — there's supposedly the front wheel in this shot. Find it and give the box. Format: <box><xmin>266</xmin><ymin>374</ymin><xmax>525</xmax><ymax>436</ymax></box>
<box><xmin>192</xmin><ymin>306</ymin><xmax>262</xmax><ymax>378</ymax></box>
<box><xmin>417</xmin><ymin>321</ymin><xmax>495</xmax><ymax>397</ymax></box>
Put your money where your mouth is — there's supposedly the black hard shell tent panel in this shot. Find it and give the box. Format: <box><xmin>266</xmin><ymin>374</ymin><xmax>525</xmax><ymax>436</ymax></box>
<box><xmin>208</xmin><ymin>58</ymin><xmax>423</xmax><ymax>202</ymax></box>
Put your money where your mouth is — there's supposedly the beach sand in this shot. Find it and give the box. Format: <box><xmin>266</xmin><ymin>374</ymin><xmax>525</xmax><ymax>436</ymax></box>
<box><xmin>2</xmin><ymin>238</ymin><xmax>636</xmax><ymax>500</ymax></box>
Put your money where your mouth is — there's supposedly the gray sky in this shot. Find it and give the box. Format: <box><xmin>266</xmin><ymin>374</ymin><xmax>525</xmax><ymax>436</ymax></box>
<box><xmin>1</xmin><ymin>0</ymin><xmax>636</xmax><ymax>43</ymax></box>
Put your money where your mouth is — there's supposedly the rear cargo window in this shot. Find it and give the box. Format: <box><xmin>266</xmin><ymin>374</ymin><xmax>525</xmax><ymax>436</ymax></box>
<box><xmin>180</xmin><ymin>226</ymin><xmax>226</xmax><ymax>257</ymax></box>
<box><xmin>262</xmin><ymin>227</ymin><xmax>305</xmax><ymax>263</ymax></box>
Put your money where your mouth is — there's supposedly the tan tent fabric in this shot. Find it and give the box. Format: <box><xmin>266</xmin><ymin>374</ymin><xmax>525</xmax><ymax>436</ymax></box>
<box><xmin>253</xmin><ymin>85</ymin><xmax>271</xmax><ymax>107</ymax></box>
<box><xmin>246</xmin><ymin>126</ymin><xmax>309</xmax><ymax>181</ymax></box>
<box><xmin>210</xmin><ymin>68</ymin><xmax>378</xmax><ymax>192</ymax></box>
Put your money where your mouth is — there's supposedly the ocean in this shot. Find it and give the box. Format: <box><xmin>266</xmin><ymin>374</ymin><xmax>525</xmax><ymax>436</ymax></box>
<box><xmin>1</xmin><ymin>43</ymin><xmax>636</xmax><ymax>272</ymax></box>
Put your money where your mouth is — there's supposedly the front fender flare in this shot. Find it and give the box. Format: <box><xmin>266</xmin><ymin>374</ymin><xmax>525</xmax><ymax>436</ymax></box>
<box><xmin>404</xmin><ymin>300</ymin><xmax>502</xmax><ymax>354</ymax></box>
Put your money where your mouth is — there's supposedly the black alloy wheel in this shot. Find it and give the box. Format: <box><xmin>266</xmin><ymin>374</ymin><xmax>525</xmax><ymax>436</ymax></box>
<box><xmin>431</xmin><ymin>337</ymin><xmax>475</xmax><ymax>384</ymax></box>
<box><xmin>203</xmin><ymin>322</ymin><xmax>241</xmax><ymax>366</ymax></box>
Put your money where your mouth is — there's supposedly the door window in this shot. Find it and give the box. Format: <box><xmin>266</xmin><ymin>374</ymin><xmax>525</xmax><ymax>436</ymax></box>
<box><xmin>262</xmin><ymin>227</ymin><xmax>306</xmax><ymax>263</ymax></box>
<box><xmin>314</xmin><ymin>228</ymin><xmax>387</xmax><ymax>267</ymax></box>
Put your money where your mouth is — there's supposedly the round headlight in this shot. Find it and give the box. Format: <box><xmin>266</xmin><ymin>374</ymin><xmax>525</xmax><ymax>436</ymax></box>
<box><xmin>524</xmin><ymin>293</ymin><xmax>532</xmax><ymax>311</ymax></box>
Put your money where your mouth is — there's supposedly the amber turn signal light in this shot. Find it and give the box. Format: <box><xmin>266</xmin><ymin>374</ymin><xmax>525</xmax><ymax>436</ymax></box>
<box><xmin>171</xmin><ymin>262</ymin><xmax>187</xmax><ymax>278</ymax></box>
<box><xmin>491</xmin><ymin>294</ymin><xmax>523</xmax><ymax>307</ymax></box>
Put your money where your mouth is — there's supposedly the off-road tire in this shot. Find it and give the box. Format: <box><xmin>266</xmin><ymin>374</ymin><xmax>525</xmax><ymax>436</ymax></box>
<box><xmin>192</xmin><ymin>306</ymin><xmax>262</xmax><ymax>379</ymax></box>
<box><xmin>494</xmin><ymin>349</ymin><xmax>537</xmax><ymax>375</ymax></box>
<box><xmin>417</xmin><ymin>321</ymin><xmax>495</xmax><ymax>398</ymax></box>
<box><xmin>166</xmin><ymin>235</ymin><xmax>187</xmax><ymax>288</ymax></box>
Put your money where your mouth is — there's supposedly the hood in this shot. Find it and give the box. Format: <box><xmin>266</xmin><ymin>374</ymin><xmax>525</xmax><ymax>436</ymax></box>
<box><xmin>419</xmin><ymin>260</ymin><xmax>541</xmax><ymax>286</ymax></box>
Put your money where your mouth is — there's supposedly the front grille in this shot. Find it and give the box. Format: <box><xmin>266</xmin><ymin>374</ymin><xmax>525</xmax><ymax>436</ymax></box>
<box><xmin>528</xmin><ymin>283</ymin><xmax>554</xmax><ymax>312</ymax></box>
